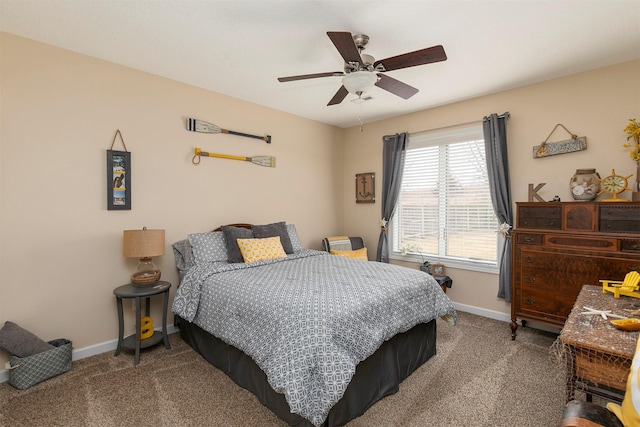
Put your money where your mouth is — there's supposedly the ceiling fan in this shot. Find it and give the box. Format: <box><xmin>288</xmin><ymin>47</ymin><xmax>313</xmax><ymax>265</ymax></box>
<box><xmin>277</xmin><ymin>31</ymin><xmax>447</xmax><ymax>106</ymax></box>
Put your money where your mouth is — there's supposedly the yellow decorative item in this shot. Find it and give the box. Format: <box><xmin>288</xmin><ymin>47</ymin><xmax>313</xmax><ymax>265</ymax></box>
<box><xmin>611</xmin><ymin>318</ymin><xmax>640</xmax><ymax>331</ymax></box>
<box><xmin>140</xmin><ymin>316</ymin><xmax>154</xmax><ymax>340</ymax></box>
<box><xmin>602</xmin><ymin>271</ymin><xmax>640</xmax><ymax>299</ymax></box>
<box><xmin>237</xmin><ymin>236</ymin><xmax>287</xmax><ymax>264</ymax></box>
<box><xmin>330</xmin><ymin>247</ymin><xmax>368</xmax><ymax>261</ymax></box>
<box><xmin>607</xmin><ymin>336</ymin><xmax>640</xmax><ymax>425</ymax></box>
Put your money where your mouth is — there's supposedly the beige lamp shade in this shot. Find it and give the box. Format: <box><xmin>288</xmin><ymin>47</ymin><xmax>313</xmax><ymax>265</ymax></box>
<box><xmin>123</xmin><ymin>228</ymin><xmax>165</xmax><ymax>286</ymax></box>
<box><xmin>123</xmin><ymin>228</ymin><xmax>165</xmax><ymax>258</ymax></box>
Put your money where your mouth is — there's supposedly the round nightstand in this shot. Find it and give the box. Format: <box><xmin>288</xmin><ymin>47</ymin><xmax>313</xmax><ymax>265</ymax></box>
<box><xmin>113</xmin><ymin>281</ymin><xmax>171</xmax><ymax>365</ymax></box>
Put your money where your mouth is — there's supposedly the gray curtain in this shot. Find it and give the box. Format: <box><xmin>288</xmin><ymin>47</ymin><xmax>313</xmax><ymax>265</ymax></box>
<box><xmin>483</xmin><ymin>113</ymin><xmax>512</xmax><ymax>302</ymax></box>
<box><xmin>376</xmin><ymin>132</ymin><xmax>408</xmax><ymax>262</ymax></box>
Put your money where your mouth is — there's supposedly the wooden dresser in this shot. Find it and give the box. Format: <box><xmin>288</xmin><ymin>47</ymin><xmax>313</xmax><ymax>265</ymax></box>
<box><xmin>511</xmin><ymin>202</ymin><xmax>640</xmax><ymax>339</ymax></box>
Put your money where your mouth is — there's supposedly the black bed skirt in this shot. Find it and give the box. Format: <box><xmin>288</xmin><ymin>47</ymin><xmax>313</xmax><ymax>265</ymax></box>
<box><xmin>178</xmin><ymin>318</ymin><xmax>437</xmax><ymax>426</ymax></box>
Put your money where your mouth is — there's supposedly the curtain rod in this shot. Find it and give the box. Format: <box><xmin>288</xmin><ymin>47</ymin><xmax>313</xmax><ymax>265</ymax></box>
<box><xmin>408</xmin><ymin>112</ymin><xmax>509</xmax><ymax>137</ymax></box>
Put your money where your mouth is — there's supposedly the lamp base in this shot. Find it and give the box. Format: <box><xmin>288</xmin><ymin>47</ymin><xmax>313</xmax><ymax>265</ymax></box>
<box><xmin>131</xmin><ymin>257</ymin><xmax>161</xmax><ymax>287</ymax></box>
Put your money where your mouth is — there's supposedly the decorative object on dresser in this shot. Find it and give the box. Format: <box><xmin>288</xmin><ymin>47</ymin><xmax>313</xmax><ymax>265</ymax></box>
<box><xmin>532</xmin><ymin>123</ymin><xmax>587</xmax><ymax>159</ymax></box>
<box><xmin>123</xmin><ymin>227</ymin><xmax>165</xmax><ymax>286</ymax></box>
<box><xmin>355</xmin><ymin>172</ymin><xmax>375</xmax><ymax>203</ymax></box>
<box><xmin>597</xmin><ymin>169</ymin><xmax>634</xmax><ymax>202</ymax></box>
<box><xmin>570</xmin><ymin>168</ymin><xmax>600</xmax><ymax>201</ymax></box>
<box><xmin>528</xmin><ymin>182</ymin><xmax>546</xmax><ymax>202</ymax></box>
<box><xmin>510</xmin><ymin>201</ymin><xmax>640</xmax><ymax>339</ymax></box>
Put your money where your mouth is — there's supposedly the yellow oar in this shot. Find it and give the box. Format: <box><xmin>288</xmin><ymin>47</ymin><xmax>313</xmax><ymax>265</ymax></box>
<box><xmin>192</xmin><ymin>148</ymin><xmax>276</xmax><ymax>168</ymax></box>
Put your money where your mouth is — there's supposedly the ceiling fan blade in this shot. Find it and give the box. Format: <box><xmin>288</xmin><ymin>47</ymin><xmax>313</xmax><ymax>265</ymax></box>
<box><xmin>327</xmin><ymin>32</ymin><xmax>364</xmax><ymax>66</ymax></box>
<box><xmin>375</xmin><ymin>74</ymin><xmax>419</xmax><ymax>99</ymax></box>
<box><xmin>278</xmin><ymin>72</ymin><xmax>343</xmax><ymax>82</ymax></box>
<box><xmin>374</xmin><ymin>45</ymin><xmax>447</xmax><ymax>72</ymax></box>
<box><xmin>327</xmin><ymin>86</ymin><xmax>349</xmax><ymax>106</ymax></box>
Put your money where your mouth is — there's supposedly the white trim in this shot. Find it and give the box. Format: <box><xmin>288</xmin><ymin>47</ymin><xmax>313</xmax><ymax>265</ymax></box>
<box><xmin>0</xmin><ymin>310</ymin><xmax>557</xmax><ymax>384</ymax></box>
<box><xmin>453</xmin><ymin>302</ymin><xmax>560</xmax><ymax>334</ymax></box>
<box><xmin>0</xmin><ymin>324</ymin><xmax>178</xmax><ymax>384</ymax></box>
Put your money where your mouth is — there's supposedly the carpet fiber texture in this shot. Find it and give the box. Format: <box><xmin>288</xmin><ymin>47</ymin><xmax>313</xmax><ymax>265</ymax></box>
<box><xmin>0</xmin><ymin>312</ymin><xmax>566</xmax><ymax>426</ymax></box>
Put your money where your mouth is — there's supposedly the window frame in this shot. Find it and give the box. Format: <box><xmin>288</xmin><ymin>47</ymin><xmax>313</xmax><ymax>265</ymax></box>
<box><xmin>387</xmin><ymin>125</ymin><xmax>500</xmax><ymax>275</ymax></box>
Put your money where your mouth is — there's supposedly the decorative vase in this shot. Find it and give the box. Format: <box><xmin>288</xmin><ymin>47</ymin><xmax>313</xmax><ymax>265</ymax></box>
<box><xmin>570</xmin><ymin>168</ymin><xmax>600</xmax><ymax>201</ymax></box>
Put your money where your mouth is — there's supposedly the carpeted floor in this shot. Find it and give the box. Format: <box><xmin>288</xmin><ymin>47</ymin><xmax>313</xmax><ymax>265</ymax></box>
<box><xmin>0</xmin><ymin>312</ymin><xmax>567</xmax><ymax>426</ymax></box>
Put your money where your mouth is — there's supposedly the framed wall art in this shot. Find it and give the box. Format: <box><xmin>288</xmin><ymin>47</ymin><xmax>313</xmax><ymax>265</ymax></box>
<box><xmin>355</xmin><ymin>172</ymin><xmax>375</xmax><ymax>204</ymax></box>
<box><xmin>106</xmin><ymin>150</ymin><xmax>131</xmax><ymax>210</ymax></box>
<box><xmin>430</xmin><ymin>263</ymin><xmax>446</xmax><ymax>277</ymax></box>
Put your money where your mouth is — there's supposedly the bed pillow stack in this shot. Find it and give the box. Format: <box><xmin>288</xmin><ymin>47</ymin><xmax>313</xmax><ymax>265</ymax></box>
<box><xmin>175</xmin><ymin>222</ymin><xmax>305</xmax><ymax>269</ymax></box>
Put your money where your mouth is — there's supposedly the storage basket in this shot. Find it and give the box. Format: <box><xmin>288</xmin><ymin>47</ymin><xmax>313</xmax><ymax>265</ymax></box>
<box><xmin>9</xmin><ymin>338</ymin><xmax>72</xmax><ymax>390</ymax></box>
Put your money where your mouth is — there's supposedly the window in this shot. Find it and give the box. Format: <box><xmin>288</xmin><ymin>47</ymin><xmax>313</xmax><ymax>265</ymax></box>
<box><xmin>389</xmin><ymin>125</ymin><xmax>499</xmax><ymax>272</ymax></box>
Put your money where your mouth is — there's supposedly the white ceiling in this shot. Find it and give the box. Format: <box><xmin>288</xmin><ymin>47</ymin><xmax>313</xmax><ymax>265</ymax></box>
<box><xmin>1</xmin><ymin>0</ymin><xmax>639</xmax><ymax>128</ymax></box>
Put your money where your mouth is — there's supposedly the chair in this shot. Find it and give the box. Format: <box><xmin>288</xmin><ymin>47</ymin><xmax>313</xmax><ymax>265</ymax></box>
<box><xmin>560</xmin><ymin>400</ymin><xmax>623</xmax><ymax>427</ymax></box>
<box><xmin>601</xmin><ymin>271</ymin><xmax>640</xmax><ymax>299</ymax></box>
<box><xmin>321</xmin><ymin>236</ymin><xmax>365</xmax><ymax>252</ymax></box>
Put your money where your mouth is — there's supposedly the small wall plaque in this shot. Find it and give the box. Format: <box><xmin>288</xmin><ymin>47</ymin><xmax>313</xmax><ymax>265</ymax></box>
<box><xmin>355</xmin><ymin>172</ymin><xmax>375</xmax><ymax>203</ymax></box>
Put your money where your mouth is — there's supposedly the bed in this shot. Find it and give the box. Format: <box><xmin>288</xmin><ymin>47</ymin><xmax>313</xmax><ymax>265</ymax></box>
<box><xmin>171</xmin><ymin>222</ymin><xmax>456</xmax><ymax>426</ymax></box>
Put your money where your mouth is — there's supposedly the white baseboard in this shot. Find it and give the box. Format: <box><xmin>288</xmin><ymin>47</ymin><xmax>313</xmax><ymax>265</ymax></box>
<box><xmin>1</xmin><ymin>306</ymin><xmax>557</xmax><ymax>384</ymax></box>
<box><xmin>453</xmin><ymin>302</ymin><xmax>560</xmax><ymax>334</ymax></box>
<box><xmin>0</xmin><ymin>324</ymin><xmax>178</xmax><ymax>384</ymax></box>
<box><xmin>452</xmin><ymin>302</ymin><xmax>512</xmax><ymax>323</ymax></box>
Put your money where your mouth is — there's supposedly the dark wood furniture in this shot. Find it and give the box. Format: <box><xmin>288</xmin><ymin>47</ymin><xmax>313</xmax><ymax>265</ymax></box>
<box><xmin>560</xmin><ymin>285</ymin><xmax>637</xmax><ymax>403</ymax></box>
<box><xmin>114</xmin><ymin>281</ymin><xmax>171</xmax><ymax>365</ymax></box>
<box><xmin>511</xmin><ymin>202</ymin><xmax>640</xmax><ymax>339</ymax></box>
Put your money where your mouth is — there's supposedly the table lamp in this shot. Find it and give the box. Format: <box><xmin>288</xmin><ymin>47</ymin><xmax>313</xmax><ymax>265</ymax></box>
<box><xmin>123</xmin><ymin>227</ymin><xmax>165</xmax><ymax>287</ymax></box>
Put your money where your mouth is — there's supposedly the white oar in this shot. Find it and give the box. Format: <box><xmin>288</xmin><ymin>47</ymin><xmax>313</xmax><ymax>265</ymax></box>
<box><xmin>187</xmin><ymin>118</ymin><xmax>271</xmax><ymax>144</ymax></box>
<box><xmin>192</xmin><ymin>148</ymin><xmax>275</xmax><ymax>168</ymax></box>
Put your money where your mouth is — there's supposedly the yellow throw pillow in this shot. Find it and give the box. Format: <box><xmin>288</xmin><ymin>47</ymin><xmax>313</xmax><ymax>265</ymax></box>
<box><xmin>330</xmin><ymin>247</ymin><xmax>368</xmax><ymax>261</ymax></box>
<box><xmin>237</xmin><ymin>236</ymin><xmax>287</xmax><ymax>264</ymax></box>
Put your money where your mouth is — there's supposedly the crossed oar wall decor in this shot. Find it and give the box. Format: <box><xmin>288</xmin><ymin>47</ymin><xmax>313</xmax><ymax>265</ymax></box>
<box><xmin>187</xmin><ymin>118</ymin><xmax>271</xmax><ymax>144</ymax></box>
<box><xmin>192</xmin><ymin>148</ymin><xmax>276</xmax><ymax>168</ymax></box>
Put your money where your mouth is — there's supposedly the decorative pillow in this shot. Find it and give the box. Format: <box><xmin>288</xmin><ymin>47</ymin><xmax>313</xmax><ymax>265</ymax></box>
<box><xmin>237</xmin><ymin>236</ymin><xmax>288</xmax><ymax>264</ymax></box>
<box><xmin>187</xmin><ymin>231</ymin><xmax>228</xmax><ymax>265</ymax></box>
<box><xmin>222</xmin><ymin>226</ymin><xmax>254</xmax><ymax>263</ymax></box>
<box><xmin>330</xmin><ymin>247</ymin><xmax>368</xmax><ymax>261</ymax></box>
<box><xmin>252</xmin><ymin>221</ymin><xmax>293</xmax><ymax>254</ymax></box>
<box><xmin>0</xmin><ymin>321</ymin><xmax>55</xmax><ymax>357</ymax></box>
<box><xmin>172</xmin><ymin>239</ymin><xmax>195</xmax><ymax>271</ymax></box>
<box><xmin>286</xmin><ymin>224</ymin><xmax>304</xmax><ymax>252</ymax></box>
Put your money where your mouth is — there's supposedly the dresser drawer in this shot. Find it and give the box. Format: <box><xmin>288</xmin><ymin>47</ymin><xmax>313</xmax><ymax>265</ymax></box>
<box><xmin>544</xmin><ymin>235</ymin><xmax>618</xmax><ymax>251</ymax></box>
<box><xmin>517</xmin><ymin>204</ymin><xmax>561</xmax><ymax>230</ymax></box>
<box><xmin>516</xmin><ymin>233</ymin><xmax>543</xmax><ymax>245</ymax></box>
<box><xmin>621</xmin><ymin>239</ymin><xmax>640</xmax><ymax>253</ymax></box>
<box><xmin>599</xmin><ymin>205</ymin><xmax>640</xmax><ymax>234</ymax></box>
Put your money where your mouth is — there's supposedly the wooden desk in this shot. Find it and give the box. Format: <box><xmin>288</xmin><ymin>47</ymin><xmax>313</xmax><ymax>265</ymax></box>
<box><xmin>560</xmin><ymin>285</ymin><xmax>639</xmax><ymax>402</ymax></box>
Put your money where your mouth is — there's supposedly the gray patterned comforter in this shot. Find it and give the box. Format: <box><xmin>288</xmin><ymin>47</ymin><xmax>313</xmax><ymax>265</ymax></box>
<box><xmin>172</xmin><ymin>249</ymin><xmax>456</xmax><ymax>426</ymax></box>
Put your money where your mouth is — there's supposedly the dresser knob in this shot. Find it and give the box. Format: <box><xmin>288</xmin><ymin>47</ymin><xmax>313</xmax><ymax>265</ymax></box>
<box><xmin>525</xmin><ymin>256</ymin><xmax>533</xmax><ymax>263</ymax></box>
<box><xmin>524</xmin><ymin>276</ymin><xmax>535</xmax><ymax>283</ymax></box>
<box><xmin>524</xmin><ymin>298</ymin><xmax>535</xmax><ymax>305</ymax></box>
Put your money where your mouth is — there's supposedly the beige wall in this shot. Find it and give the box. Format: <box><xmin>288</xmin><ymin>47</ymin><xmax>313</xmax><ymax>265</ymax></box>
<box><xmin>0</xmin><ymin>33</ymin><xmax>344</xmax><ymax>366</ymax></box>
<box><xmin>1</xmin><ymin>31</ymin><xmax>639</xmax><ymax>369</ymax></box>
<box><xmin>342</xmin><ymin>59</ymin><xmax>640</xmax><ymax>316</ymax></box>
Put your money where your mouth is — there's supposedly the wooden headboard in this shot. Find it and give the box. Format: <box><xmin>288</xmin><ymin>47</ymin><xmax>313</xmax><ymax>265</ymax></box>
<box><xmin>213</xmin><ymin>223</ymin><xmax>252</xmax><ymax>232</ymax></box>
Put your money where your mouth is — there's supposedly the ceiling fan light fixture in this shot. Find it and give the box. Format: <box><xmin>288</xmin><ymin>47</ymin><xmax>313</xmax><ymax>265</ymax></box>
<box><xmin>342</xmin><ymin>71</ymin><xmax>378</xmax><ymax>95</ymax></box>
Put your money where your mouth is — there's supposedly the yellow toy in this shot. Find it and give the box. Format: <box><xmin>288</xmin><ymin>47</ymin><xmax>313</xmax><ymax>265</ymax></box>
<box><xmin>601</xmin><ymin>271</ymin><xmax>640</xmax><ymax>299</ymax></box>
